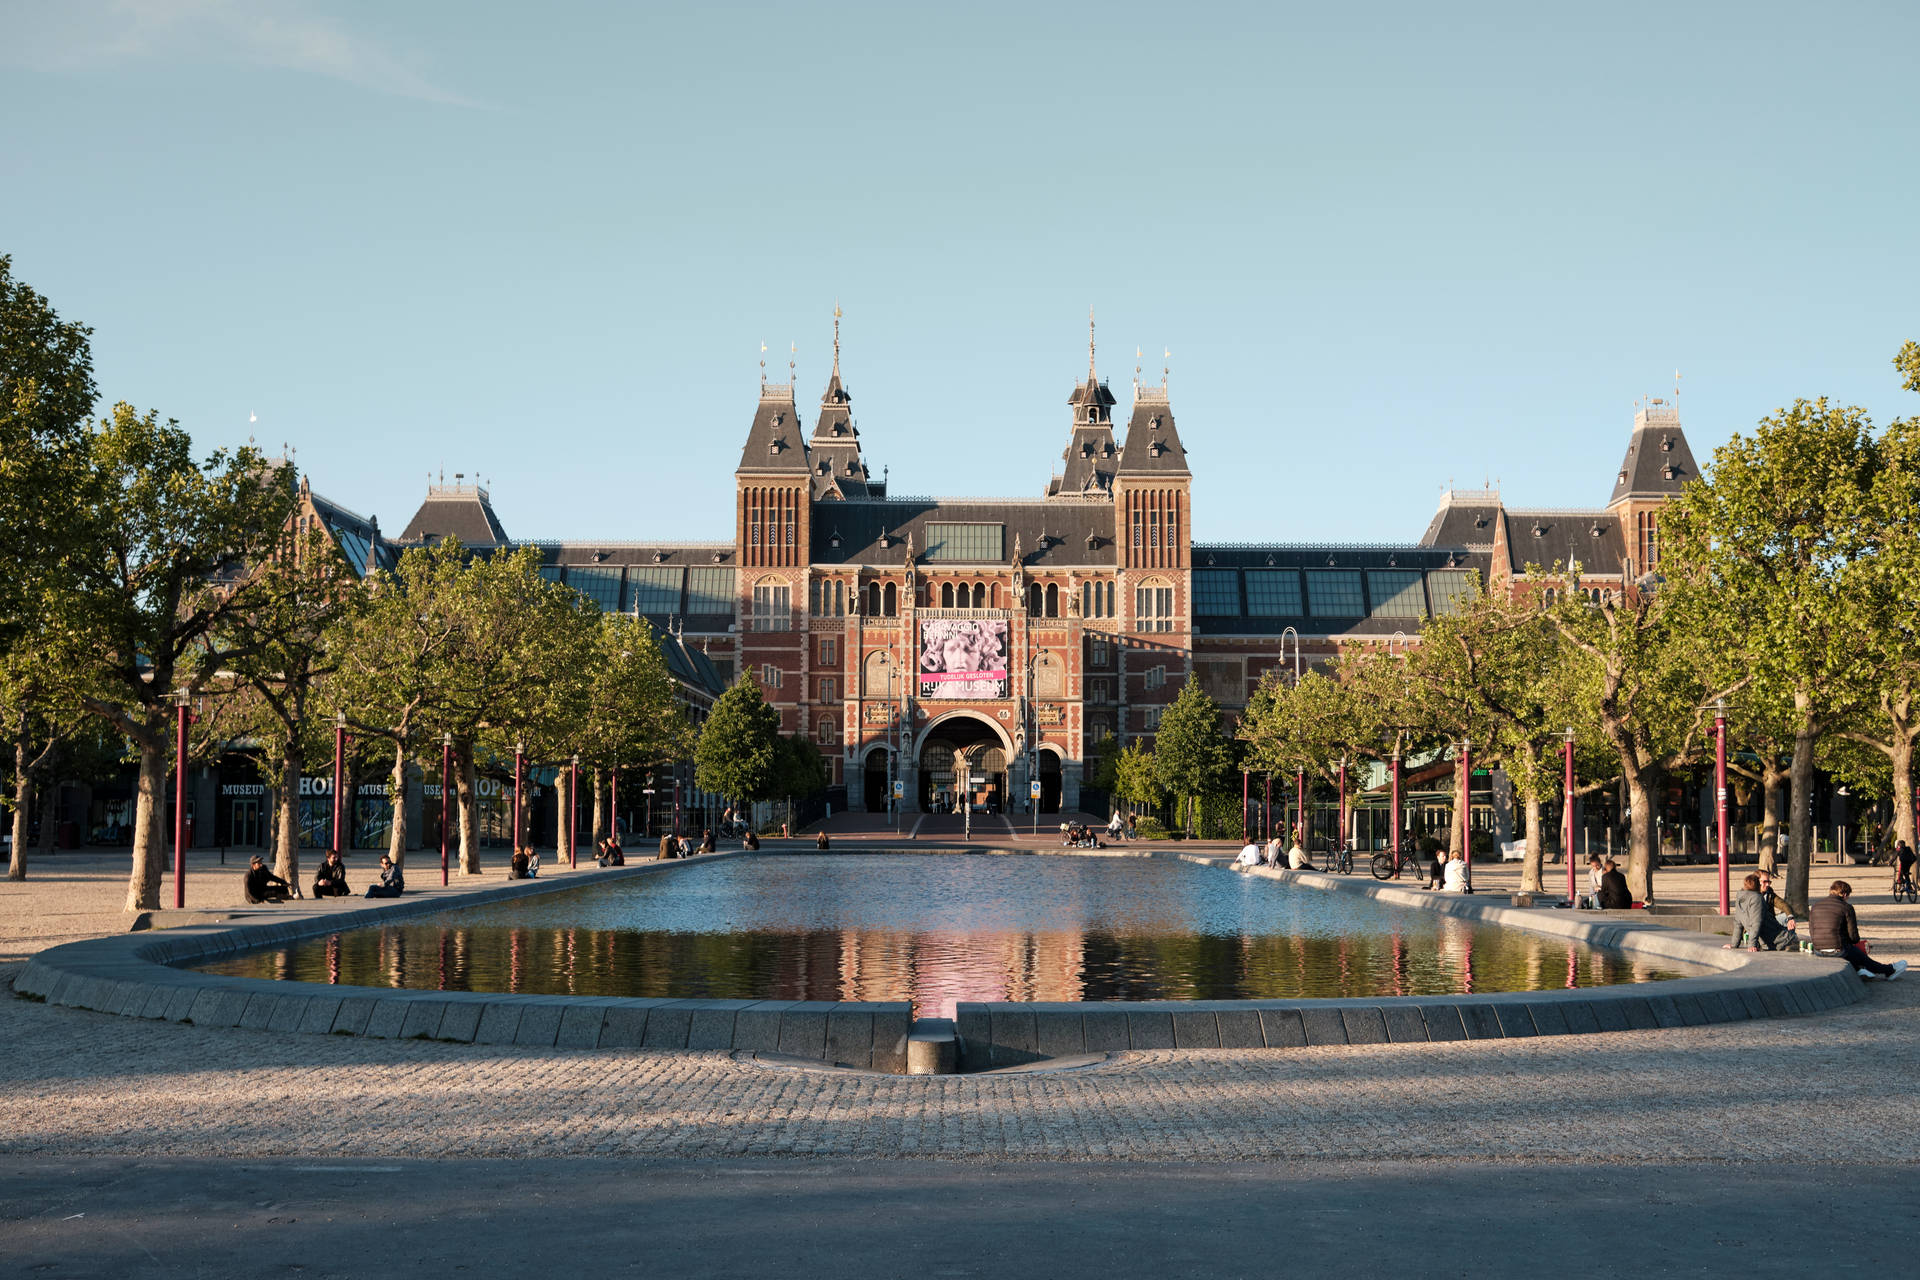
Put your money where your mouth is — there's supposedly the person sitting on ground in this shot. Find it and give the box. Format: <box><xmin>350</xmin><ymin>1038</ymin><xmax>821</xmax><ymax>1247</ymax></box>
<box><xmin>743</xmin><ymin>830</ymin><xmax>761</xmax><ymax>851</ymax></box>
<box><xmin>657</xmin><ymin>833</ymin><xmax>677</xmax><ymax>860</ymax></box>
<box><xmin>1263</xmin><ymin>835</ymin><xmax>1284</xmax><ymax>867</ymax></box>
<box><xmin>1236</xmin><ymin>840</ymin><xmax>1262</xmax><ymax>868</ymax></box>
<box><xmin>524</xmin><ymin>846</ymin><xmax>540</xmax><ymax>878</ymax></box>
<box><xmin>816</xmin><ymin>829</ymin><xmax>831</xmax><ymax>851</ymax></box>
<box><xmin>510</xmin><ymin>847</ymin><xmax>530</xmax><ymax>879</ymax></box>
<box><xmin>1442</xmin><ymin>850</ymin><xmax>1470</xmax><ymax>893</ymax></box>
<box><xmin>1425</xmin><ymin>848</ymin><xmax>1446</xmax><ymax>889</ymax></box>
<box><xmin>1755</xmin><ymin>870</ymin><xmax>1796</xmax><ymax>943</ymax></box>
<box><xmin>1287</xmin><ymin>839</ymin><xmax>1313</xmax><ymax>871</ymax></box>
<box><xmin>1810</xmin><ymin>880</ymin><xmax>1906</xmax><ymax>979</ymax></box>
<box><xmin>1596</xmin><ymin>858</ymin><xmax>1632</xmax><ymax>909</ymax></box>
<box><xmin>311</xmin><ymin>850</ymin><xmax>350</xmax><ymax>898</ymax></box>
<box><xmin>243</xmin><ymin>855</ymin><xmax>293</xmax><ymax>904</ymax></box>
<box><xmin>1581</xmin><ymin>854</ymin><xmax>1605</xmax><ymax>909</ymax></box>
<box><xmin>1730</xmin><ymin>873</ymin><xmax>1795</xmax><ymax>951</ymax></box>
<box><xmin>700</xmin><ymin>828</ymin><xmax>717</xmax><ymax>855</ymax></box>
<box><xmin>364</xmin><ymin>854</ymin><xmax>404</xmax><ymax>898</ymax></box>
<box><xmin>1893</xmin><ymin>841</ymin><xmax>1916</xmax><ymax>893</ymax></box>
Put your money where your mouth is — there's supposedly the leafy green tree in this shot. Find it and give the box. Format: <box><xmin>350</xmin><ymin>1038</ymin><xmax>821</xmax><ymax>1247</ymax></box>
<box><xmin>1664</xmin><ymin>399</ymin><xmax>1880</xmax><ymax>913</ymax></box>
<box><xmin>562</xmin><ymin>614</ymin><xmax>691</xmax><ymax>845</ymax></box>
<box><xmin>2</xmin><ymin>636</ymin><xmax>93</xmax><ymax>880</ymax></box>
<box><xmin>212</xmin><ymin>522</ymin><xmax>352</xmax><ymax>884</ymax></box>
<box><xmin>0</xmin><ymin>256</ymin><xmax>97</xmax><ymax>651</ymax></box>
<box><xmin>1112</xmin><ymin>742</ymin><xmax>1162</xmax><ymax>820</ymax></box>
<box><xmin>772</xmin><ymin>734</ymin><xmax>829</xmax><ymax>831</ymax></box>
<box><xmin>57</xmin><ymin>407</ymin><xmax>293</xmax><ymax>910</ymax></box>
<box><xmin>1153</xmin><ymin>679</ymin><xmax>1232</xmax><ymax>837</ymax></box>
<box><xmin>694</xmin><ymin>678</ymin><xmax>781</xmax><ymax>816</ymax></box>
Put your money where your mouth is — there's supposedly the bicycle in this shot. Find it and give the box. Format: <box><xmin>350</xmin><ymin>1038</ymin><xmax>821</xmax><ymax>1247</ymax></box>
<box><xmin>1369</xmin><ymin>851</ymin><xmax>1421</xmax><ymax>882</ymax></box>
<box><xmin>1893</xmin><ymin>867</ymin><xmax>1918</xmax><ymax>906</ymax></box>
<box><xmin>1331</xmin><ymin>845</ymin><xmax>1354</xmax><ymax>875</ymax></box>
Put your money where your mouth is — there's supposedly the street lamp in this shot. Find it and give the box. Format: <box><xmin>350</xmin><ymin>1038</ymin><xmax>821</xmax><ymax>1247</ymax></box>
<box><xmin>332</xmin><ymin>711</ymin><xmax>347</xmax><ymax>862</ymax></box>
<box><xmin>1714</xmin><ymin>700</ymin><xmax>1729</xmax><ymax>914</ymax></box>
<box><xmin>1279</xmin><ymin>627</ymin><xmax>1302</xmax><ymax>686</ymax></box>
<box><xmin>1336</xmin><ymin>757</ymin><xmax>1348</xmax><ymax>863</ymax></box>
<box><xmin>513</xmin><ymin>740</ymin><xmax>525</xmax><ymax>855</ymax></box>
<box><xmin>1390</xmin><ymin>746</ymin><xmax>1403</xmax><ymax>877</ymax></box>
<box><xmin>440</xmin><ymin>731</ymin><xmax>452</xmax><ymax>886</ymax></box>
<box><xmin>569</xmin><ymin>754</ymin><xmax>580</xmax><ymax>869</ymax></box>
<box><xmin>1563</xmin><ymin>727</ymin><xmax>1576</xmax><ymax>907</ymax></box>
<box><xmin>1458</xmin><ymin>738</ymin><xmax>1473</xmax><ymax>890</ymax></box>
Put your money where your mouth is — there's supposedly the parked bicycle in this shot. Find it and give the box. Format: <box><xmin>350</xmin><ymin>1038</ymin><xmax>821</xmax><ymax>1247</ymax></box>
<box><xmin>1369</xmin><ymin>850</ymin><xmax>1417</xmax><ymax>882</ymax></box>
<box><xmin>1331</xmin><ymin>844</ymin><xmax>1354</xmax><ymax>875</ymax></box>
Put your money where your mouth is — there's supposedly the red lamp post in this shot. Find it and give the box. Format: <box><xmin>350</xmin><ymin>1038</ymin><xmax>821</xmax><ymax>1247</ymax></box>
<box><xmin>1715</xmin><ymin>698</ymin><xmax>1730</xmax><ymax>916</ymax></box>
<box><xmin>1263</xmin><ymin>772</ymin><xmax>1271</xmax><ymax>843</ymax></box>
<box><xmin>1390</xmin><ymin>748</ymin><xmax>1402</xmax><ymax>876</ymax></box>
<box><xmin>1336</xmin><ymin>757</ymin><xmax>1347</xmax><ymax>860</ymax></box>
<box><xmin>610</xmin><ymin>765</ymin><xmax>619</xmax><ymax>840</ymax></box>
<box><xmin>440</xmin><ymin>732</ymin><xmax>452</xmax><ymax>887</ymax></box>
<box><xmin>1241</xmin><ymin>770</ymin><xmax>1249</xmax><ymax>845</ymax></box>
<box><xmin>569</xmin><ymin>754</ymin><xmax>580</xmax><ymax>869</ymax></box>
<box><xmin>1459</xmin><ymin>738</ymin><xmax>1473</xmax><ymax>887</ymax></box>
<box><xmin>172</xmin><ymin>690</ymin><xmax>192</xmax><ymax>910</ymax></box>
<box><xmin>1563</xmin><ymin>727</ymin><xmax>1576</xmax><ymax>906</ymax></box>
<box><xmin>512</xmin><ymin>741</ymin><xmax>524</xmax><ymax>854</ymax></box>
<box><xmin>1295</xmin><ymin>767</ymin><xmax>1306</xmax><ymax>848</ymax></box>
<box><xmin>331</xmin><ymin>712</ymin><xmax>346</xmax><ymax>861</ymax></box>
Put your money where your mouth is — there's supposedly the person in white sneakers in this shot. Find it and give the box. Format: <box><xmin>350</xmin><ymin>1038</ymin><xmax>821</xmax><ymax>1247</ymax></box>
<box><xmin>1808</xmin><ymin>880</ymin><xmax>1905</xmax><ymax>979</ymax></box>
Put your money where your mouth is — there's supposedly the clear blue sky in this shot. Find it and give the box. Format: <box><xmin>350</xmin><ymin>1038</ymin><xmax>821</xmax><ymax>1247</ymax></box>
<box><xmin>4</xmin><ymin>1</ymin><xmax>1917</xmax><ymax>544</ymax></box>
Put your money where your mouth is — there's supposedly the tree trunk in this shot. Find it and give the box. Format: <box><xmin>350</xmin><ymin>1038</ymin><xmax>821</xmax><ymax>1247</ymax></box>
<box><xmin>456</xmin><ymin>743</ymin><xmax>480</xmax><ymax>874</ymax></box>
<box><xmin>1516</xmin><ymin>742</ymin><xmax>1543</xmax><ymax>894</ymax></box>
<box><xmin>1758</xmin><ymin>763</ymin><xmax>1783</xmax><ymax>876</ymax></box>
<box><xmin>273</xmin><ymin>745</ymin><xmax>301</xmax><ymax>886</ymax></box>
<box><xmin>387</xmin><ymin>738</ymin><xmax>409</xmax><ymax>869</ymax></box>
<box><xmin>1622</xmin><ymin>764</ymin><xmax>1658</xmax><ymax>905</ymax></box>
<box><xmin>8</xmin><ymin>732</ymin><xmax>30</xmax><ymax>881</ymax></box>
<box><xmin>591</xmin><ymin>767</ymin><xmax>607</xmax><ymax>844</ymax></box>
<box><xmin>126</xmin><ymin>733</ymin><xmax>168</xmax><ymax>911</ymax></box>
<box><xmin>556</xmin><ymin>767</ymin><xmax>573</xmax><ymax>863</ymax></box>
<box><xmin>1785</xmin><ymin>690</ymin><xmax>1818</xmax><ymax>917</ymax></box>
<box><xmin>1891</xmin><ymin>732</ymin><xmax>1916</xmax><ymax>856</ymax></box>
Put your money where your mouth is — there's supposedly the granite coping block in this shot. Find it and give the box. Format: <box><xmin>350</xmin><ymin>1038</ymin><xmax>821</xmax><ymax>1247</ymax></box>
<box><xmin>1381</xmin><ymin>1005</ymin><xmax>1430</xmax><ymax>1043</ymax></box>
<box><xmin>1458</xmin><ymin>1005</ymin><xmax>1504</xmax><ymax>1039</ymax></box>
<box><xmin>777</xmin><ymin>1005</ymin><xmax>833</xmax><ymax>1059</ymax></box>
<box><xmin>988</xmin><ymin>1010</ymin><xmax>1038</xmax><ymax>1058</ymax></box>
<box><xmin>164</xmin><ymin>987</ymin><xmax>202</xmax><ymax>1022</ymax></box>
<box><xmin>685</xmin><ymin>1006</ymin><xmax>741</xmax><ymax>1051</ymax></box>
<box><xmin>825</xmin><ymin>1010</ymin><xmax>877</xmax><ymax>1069</ymax></box>
<box><xmin>330</xmin><ymin>998</ymin><xmax>375</xmax><ymax>1036</ymax></box>
<box><xmin>1527</xmin><ymin>1001</ymin><xmax>1573</xmax><ymax>1035</ymax></box>
<box><xmin>1082</xmin><ymin>1009</ymin><xmax>1131</xmax><ymax>1052</ymax></box>
<box><xmin>1259</xmin><ymin>1008</ymin><xmax>1307</xmax><ymax>1048</ymax></box>
<box><xmin>266</xmin><ymin>996</ymin><xmax>313</xmax><ymax>1033</ymax></box>
<box><xmin>400</xmin><ymin>1000</ymin><xmax>453</xmax><ymax>1040</ymax></box>
<box><xmin>436</xmin><ymin>1002</ymin><xmax>484</xmax><ymax>1043</ymax></box>
<box><xmin>557</xmin><ymin>1003</ymin><xmax>611</xmax><ymax>1049</ymax></box>
<box><xmin>1034</xmin><ymin>1012</ymin><xmax>1088</xmax><ymax>1056</ymax></box>
<box><xmin>597</xmin><ymin>1005</ymin><xmax>650</xmax><ymax>1049</ymax></box>
<box><xmin>139</xmin><ymin>986</ymin><xmax>175</xmax><ymax>1019</ymax></box>
<box><xmin>1126</xmin><ymin>1011</ymin><xmax>1176</xmax><ymax>1050</ymax></box>
<box><xmin>1215</xmin><ymin>1008</ymin><xmax>1265</xmax><ymax>1049</ymax></box>
<box><xmin>1756</xmin><ymin>986</ymin><xmax>1792</xmax><ymax>1018</ymax></box>
<box><xmin>641</xmin><ymin>1004</ymin><xmax>695</xmax><ymax>1049</ymax></box>
<box><xmin>513</xmin><ymin>1003</ymin><xmax>566</xmax><ymax>1048</ymax></box>
<box><xmin>1492</xmin><ymin>1005</ymin><xmax>1537</xmax><ymax>1038</ymax></box>
<box><xmin>1298</xmin><ymin>1007</ymin><xmax>1349</xmax><ymax>1046</ymax></box>
<box><xmin>872</xmin><ymin>1010</ymin><xmax>912</xmax><ymax>1075</ymax></box>
<box><xmin>1171</xmin><ymin>1010</ymin><xmax>1221</xmax><ymax>1049</ymax></box>
<box><xmin>237</xmin><ymin>993</ymin><xmax>281</xmax><ymax>1030</ymax></box>
<box><xmin>1341</xmin><ymin>1007</ymin><xmax>1391</xmax><ymax>1045</ymax></box>
<box><xmin>1419</xmin><ymin>1005</ymin><xmax>1468</xmax><ymax>1041</ymax></box>
<box><xmin>363</xmin><ymin>999</ymin><xmax>410</xmax><ymax>1039</ymax></box>
<box><xmin>730</xmin><ymin>1004</ymin><xmax>789</xmax><ymax>1054</ymax></box>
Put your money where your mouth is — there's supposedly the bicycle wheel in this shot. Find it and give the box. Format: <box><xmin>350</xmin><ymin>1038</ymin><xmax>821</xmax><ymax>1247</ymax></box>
<box><xmin>1369</xmin><ymin>852</ymin><xmax>1397</xmax><ymax>881</ymax></box>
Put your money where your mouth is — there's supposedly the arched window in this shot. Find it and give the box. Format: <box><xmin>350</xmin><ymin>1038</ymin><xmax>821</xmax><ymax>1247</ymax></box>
<box><xmin>883</xmin><ymin>581</ymin><xmax>897</xmax><ymax>616</ymax></box>
<box><xmin>1032</xmin><ymin>653</ymin><xmax>1064</xmax><ymax>697</ymax></box>
<box><xmin>863</xmin><ymin>651</ymin><xmax>897</xmax><ymax>696</ymax></box>
<box><xmin>1045</xmin><ymin>582</ymin><xmax>1059</xmax><ymax>617</ymax></box>
<box><xmin>971</xmin><ymin>582</ymin><xmax>986</xmax><ymax>608</ymax></box>
<box><xmin>1543</xmin><ymin>588</ymin><xmax>1558</xmax><ymax>606</ymax></box>
<box><xmin>1028</xmin><ymin>583</ymin><xmax>1043</xmax><ymax>617</ymax></box>
<box><xmin>817</xmin><ymin>716</ymin><xmax>838</xmax><ymax>746</ymax></box>
<box><xmin>941</xmin><ymin>582</ymin><xmax>955</xmax><ymax>608</ymax></box>
<box><xmin>988</xmin><ymin>583</ymin><xmax>998</xmax><ymax>608</ymax></box>
<box><xmin>866</xmin><ymin>582</ymin><xmax>882</xmax><ymax>616</ymax></box>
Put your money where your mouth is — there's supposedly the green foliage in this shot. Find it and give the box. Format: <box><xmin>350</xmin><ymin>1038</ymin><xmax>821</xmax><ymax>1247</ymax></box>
<box><xmin>695</xmin><ymin>678</ymin><xmax>781</xmax><ymax>807</ymax></box>
<box><xmin>1133</xmin><ymin>816</ymin><xmax>1171</xmax><ymax>841</ymax></box>
<box><xmin>772</xmin><ymin>734</ymin><xmax>828</xmax><ymax>801</ymax></box>
<box><xmin>1152</xmin><ymin>680</ymin><xmax>1232</xmax><ymax>836</ymax></box>
<box><xmin>1112</xmin><ymin>742</ymin><xmax>1162</xmax><ymax>813</ymax></box>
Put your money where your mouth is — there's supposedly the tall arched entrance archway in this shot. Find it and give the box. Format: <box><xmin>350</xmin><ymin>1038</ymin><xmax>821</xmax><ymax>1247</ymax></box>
<box><xmin>917</xmin><ymin>713</ymin><xmax>1009</xmax><ymax>814</ymax></box>
<box><xmin>1037</xmin><ymin>748</ymin><xmax>1063</xmax><ymax>814</ymax></box>
<box><xmin>863</xmin><ymin>747</ymin><xmax>891</xmax><ymax>813</ymax></box>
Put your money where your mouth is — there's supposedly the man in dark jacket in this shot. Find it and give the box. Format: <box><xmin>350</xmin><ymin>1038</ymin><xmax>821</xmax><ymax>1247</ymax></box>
<box><xmin>1809</xmin><ymin>880</ymin><xmax>1904</xmax><ymax>979</ymax></box>
<box><xmin>243</xmin><ymin>856</ymin><xmax>292</xmax><ymax>903</ymax></box>
<box><xmin>364</xmin><ymin>854</ymin><xmax>404</xmax><ymax>898</ymax></box>
<box><xmin>1596</xmin><ymin>859</ymin><xmax>1632</xmax><ymax>910</ymax></box>
<box><xmin>311</xmin><ymin>851</ymin><xmax>350</xmax><ymax>898</ymax></box>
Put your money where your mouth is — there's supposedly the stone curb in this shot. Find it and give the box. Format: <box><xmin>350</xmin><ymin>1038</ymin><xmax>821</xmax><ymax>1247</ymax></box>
<box><xmin>11</xmin><ymin>848</ymin><xmax>1865</xmax><ymax>1075</ymax></box>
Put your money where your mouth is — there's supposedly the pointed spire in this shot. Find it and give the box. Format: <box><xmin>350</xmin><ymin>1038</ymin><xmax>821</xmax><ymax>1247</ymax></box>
<box><xmin>832</xmin><ymin>303</ymin><xmax>842</xmax><ymax>380</ymax></box>
<box><xmin>759</xmin><ymin>341</ymin><xmax>767</xmax><ymax>383</ymax></box>
<box><xmin>1088</xmin><ymin>306</ymin><xmax>1097</xmax><ymax>382</ymax></box>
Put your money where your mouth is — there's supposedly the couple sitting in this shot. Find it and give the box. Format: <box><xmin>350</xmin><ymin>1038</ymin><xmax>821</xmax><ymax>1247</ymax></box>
<box><xmin>595</xmin><ymin>836</ymin><xmax>625</xmax><ymax>867</ymax></box>
<box><xmin>509</xmin><ymin>846</ymin><xmax>541</xmax><ymax>879</ymax></box>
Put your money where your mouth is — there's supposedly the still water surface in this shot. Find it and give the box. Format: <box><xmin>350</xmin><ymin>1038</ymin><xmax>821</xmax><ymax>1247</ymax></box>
<box><xmin>192</xmin><ymin>855</ymin><xmax>1695</xmax><ymax>1017</ymax></box>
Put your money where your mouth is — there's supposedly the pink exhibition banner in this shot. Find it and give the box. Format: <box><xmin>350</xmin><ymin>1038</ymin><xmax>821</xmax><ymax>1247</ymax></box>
<box><xmin>918</xmin><ymin>618</ymin><xmax>1010</xmax><ymax>700</ymax></box>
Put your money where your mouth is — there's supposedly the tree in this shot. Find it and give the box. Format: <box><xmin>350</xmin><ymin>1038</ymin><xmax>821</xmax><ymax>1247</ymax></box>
<box><xmin>58</xmin><ymin>407</ymin><xmax>292</xmax><ymax>910</ymax></box>
<box><xmin>1111</xmin><ymin>742</ymin><xmax>1162</xmax><ymax>819</ymax></box>
<box><xmin>557</xmin><ymin>614</ymin><xmax>689</xmax><ymax>847</ymax></box>
<box><xmin>2</xmin><ymin>636</ymin><xmax>92</xmax><ymax>880</ymax></box>
<box><xmin>772</xmin><ymin>734</ymin><xmax>829</xmax><ymax>831</ymax></box>
<box><xmin>694</xmin><ymin>678</ymin><xmax>781</xmax><ymax>817</ymax></box>
<box><xmin>1152</xmin><ymin>679</ymin><xmax>1232</xmax><ymax>837</ymax></box>
<box><xmin>212</xmin><ymin>521</ymin><xmax>352</xmax><ymax>885</ymax></box>
<box><xmin>0</xmin><ymin>256</ymin><xmax>97</xmax><ymax>650</ymax></box>
<box><xmin>1663</xmin><ymin>399</ymin><xmax>1880</xmax><ymax>913</ymax></box>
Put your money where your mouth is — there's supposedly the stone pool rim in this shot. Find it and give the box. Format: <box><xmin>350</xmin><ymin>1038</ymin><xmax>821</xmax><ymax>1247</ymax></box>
<box><xmin>10</xmin><ymin>848</ymin><xmax>1866</xmax><ymax>1072</ymax></box>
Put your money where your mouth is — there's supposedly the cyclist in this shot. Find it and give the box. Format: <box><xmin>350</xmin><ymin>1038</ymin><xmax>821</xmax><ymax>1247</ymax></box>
<box><xmin>1890</xmin><ymin>841</ymin><xmax>1915</xmax><ymax>897</ymax></box>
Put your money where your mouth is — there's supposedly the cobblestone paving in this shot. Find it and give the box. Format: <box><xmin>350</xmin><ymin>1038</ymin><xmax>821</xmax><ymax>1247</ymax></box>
<box><xmin>7</xmin><ymin>853</ymin><xmax>1918</xmax><ymax>1164</ymax></box>
<box><xmin>6</xmin><ymin>960</ymin><xmax>1916</xmax><ymax>1163</ymax></box>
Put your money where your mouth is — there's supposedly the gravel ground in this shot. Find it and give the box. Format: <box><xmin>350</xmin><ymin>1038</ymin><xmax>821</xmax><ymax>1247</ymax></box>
<box><xmin>5</xmin><ymin>849</ymin><xmax>1916</xmax><ymax>1163</ymax></box>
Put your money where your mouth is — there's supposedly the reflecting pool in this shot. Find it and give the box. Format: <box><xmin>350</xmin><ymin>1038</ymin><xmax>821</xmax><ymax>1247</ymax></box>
<box><xmin>191</xmin><ymin>854</ymin><xmax>1698</xmax><ymax>1017</ymax></box>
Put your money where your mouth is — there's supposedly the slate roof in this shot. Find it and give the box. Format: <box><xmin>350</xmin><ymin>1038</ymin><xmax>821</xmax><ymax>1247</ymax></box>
<box><xmin>1116</xmin><ymin>387</ymin><xmax>1190</xmax><ymax>477</ymax></box>
<box><xmin>1500</xmin><ymin>509</ymin><xmax>1628</xmax><ymax>577</ymax></box>
<box><xmin>644</xmin><ymin>617</ymin><xmax>729</xmax><ymax>701</ymax></box>
<box><xmin>1609</xmin><ymin>403</ymin><xmax>1698</xmax><ymax>504</ymax></box>
<box><xmin>810</xmin><ymin>498</ymin><xmax>1116</xmax><ymax>568</ymax></box>
<box><xmin>309</xmin><ymin>490</ymin><xmax>395</xmax><ymax>576</ymax></box>
<box><xmin>1417</xmin><ymin>491</ymin><xmax>1502</xmax><ymax>549</ymax></box>
<box><xmin>736</xmin><ymin>384</ymin><xmax>813</xmax><ymax>474</ymax></box>
<box><xmin>808</xmin><ymin>371</ymin><xmax>879</xmax><ymax>499</ymax></box>
<box><xmin>396</xmin><ymin>484</ymin><xmax>509</xmax><ymax>548</ymax></box>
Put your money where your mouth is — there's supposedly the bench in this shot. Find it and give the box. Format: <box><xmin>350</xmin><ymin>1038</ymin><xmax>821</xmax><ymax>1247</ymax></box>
<box><xmin>1499</xmin><ymin>840</ymin><xmax>1527</xmax><ymax>862</ymax></box>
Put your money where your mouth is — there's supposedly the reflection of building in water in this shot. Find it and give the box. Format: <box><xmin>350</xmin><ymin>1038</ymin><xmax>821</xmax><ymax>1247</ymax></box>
<box><xmin>826</xmin><ymin>927</ymin><xmax>1090</xmax><ymax>1019</ymax></box>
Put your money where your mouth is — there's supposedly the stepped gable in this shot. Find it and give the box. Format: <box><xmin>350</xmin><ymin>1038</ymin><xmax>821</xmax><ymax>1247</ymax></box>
<box><xmin>1049</xmin><ymin>370</ymin><xmax>1119</xmax><ymax>498</ymax></box>
<box><xmin>736</xmin><ymin>382</ymin><xmax>812</xmax><ymax>474</ymax></box>
<box><xmin>1116</xmin><ymin>384</ymin><xmax>1190</xmax><ymax>477</ymax></box>
<box><xmin>1609</xmin><ymin>400</ymin><xmax>1698</xmax><ymax>504</ymax></box>
<box><xmin>397</xmin><ymin>480</ymin><xmax>508</xmax><ymax>548</ymax></box>
<box><xmin>1499</xmin><ymin>509</ymin><xmax>1628</xmax><ymax>577</ymax></box>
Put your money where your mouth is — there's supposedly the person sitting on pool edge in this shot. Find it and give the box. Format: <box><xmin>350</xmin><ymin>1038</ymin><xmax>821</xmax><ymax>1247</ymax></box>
<box><xmin>364</xmin><ymin>854</ymin><xmax>404</xmax><ymax>898</ymax></box>
<box><xmin>311</xmin><ymin>850</ymin><xmax>350</xmax><ymax>898</ymax></box>
<box><xmin>1287</xmin><ymin>839</ymin><xmax>1313</xmax><ymax>871</ymax></box>
<box><xmin>1810</xmin><ymin>880</ymin><xmax>1906</xmax><ymax>980</ymax></box>
<box><xmin>243</xmin><ymin>855</ymin><xmax>293</xmax><ymax>904</ymax></box>
<box><xmin>816</xmin><ymin>829</ymin><xmax>831</xmax><ymax>851</ymax></box>
<box><xmin>1596</xmin><ymin>859</ymin><xmax>1632</xmax><ymax>909</ymax></box>
<box><xmin>658</xmin><ymin>833</ymin><xmax>678</xmax><ymax>860</ymax></box>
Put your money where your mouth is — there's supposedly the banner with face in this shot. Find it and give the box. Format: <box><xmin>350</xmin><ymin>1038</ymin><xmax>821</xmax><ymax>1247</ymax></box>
<box><xmin>919</xmin><ymin>618</ymin><xmax>1010</xmax><ymax>700</ymax></box>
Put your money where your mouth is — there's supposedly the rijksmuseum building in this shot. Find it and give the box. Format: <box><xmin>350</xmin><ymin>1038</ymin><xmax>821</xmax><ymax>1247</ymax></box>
<box><xmin>280</xmin><ymin>331</ymin><xmax>1695</xmax><ymax>831</ymax></box>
